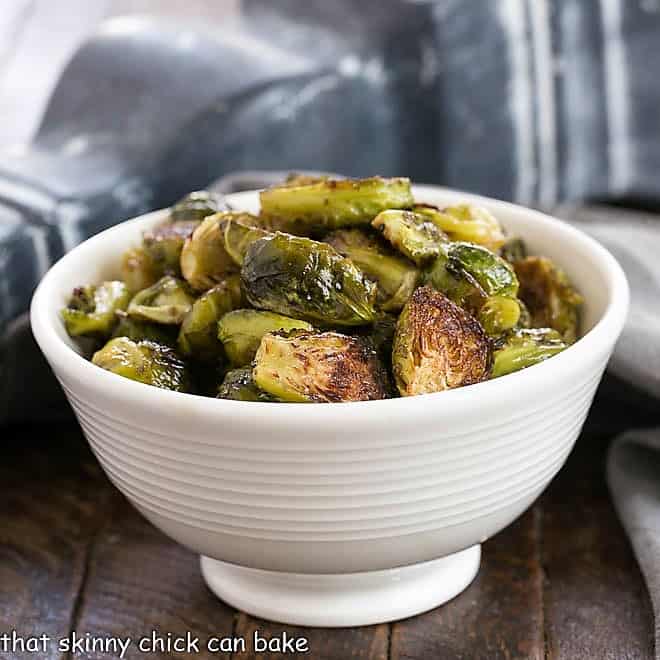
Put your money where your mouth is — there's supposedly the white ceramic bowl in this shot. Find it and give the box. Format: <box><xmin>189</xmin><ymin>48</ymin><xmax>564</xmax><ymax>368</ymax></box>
<box><xmin>31</xmin><ymin>185</ymin><xmax>628</xmax><ymax>626</ymax></box>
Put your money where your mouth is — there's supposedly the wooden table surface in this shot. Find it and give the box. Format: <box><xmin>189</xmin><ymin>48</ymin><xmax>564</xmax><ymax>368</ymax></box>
<box><xmin>1</xmin><ymin>375</ymin><xmax>656</xmax><ymax>660</ymax></box>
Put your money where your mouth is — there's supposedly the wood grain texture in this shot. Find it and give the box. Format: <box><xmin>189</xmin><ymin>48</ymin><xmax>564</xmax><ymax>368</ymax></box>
<box><xmin>390</xmin><ymin>509</ymin><xmax>544</xmax><ymax>660</ymax></box>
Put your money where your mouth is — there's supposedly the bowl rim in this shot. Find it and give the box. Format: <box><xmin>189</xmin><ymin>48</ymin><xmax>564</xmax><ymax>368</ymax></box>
<box><xmin>31</xmin><ymin>184</ymin><xmax>630</xmax><ymax>422</ymax></box>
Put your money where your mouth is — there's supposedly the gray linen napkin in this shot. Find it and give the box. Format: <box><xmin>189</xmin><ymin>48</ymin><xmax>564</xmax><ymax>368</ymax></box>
<box><xmin>557</xmin><ymin>204</ymin><xmax>660</xmax><ymax>658</ymax></box>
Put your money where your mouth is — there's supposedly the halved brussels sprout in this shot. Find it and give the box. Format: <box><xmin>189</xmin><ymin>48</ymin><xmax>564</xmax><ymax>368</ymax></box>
<box><xmin>392</xmin><ymin>286</ymin><xmax>491</xmax><ymax>396</ymax></box>
<box><xmin>414</xmin><ymin>203</ymin><xmax>505</xmax><ymax>251</ymax></box>
<box><xmin>92</xmin><ymin>337</ymin><xmax>189</xmax><ymax>391</ymax></box>
<box><xmin>218</xmin><ymin>309</ymin><xmax>313</xmax><ymax>366</ymax></box>
<box><xmin>120</xmin><ymin>247</ymin><xmax>160</xmax><ymax>293</ymax></box>
<box><xmin>491</xmin><ymin>328</ymin><xmax>568</xmax><ymax>378</ymax></box>
<box><xmin>253</xmin><ymin>331</ymin><xmax>389</xmax><ymax>402</ymax></box>
<box><xmin>127</xmin><ymin>276</ymin><xmax>195</xmax><ymax>325</ymax></box>
<box><xmin>217</xmin><ymin>367</ymin><xmax>277</xmax><ymax>402</ymax></box>
<box><xmin>143</xmin><ymin>220</ymin><xmax>200</xmax><ymax>275</ymax></box>
<box><xmin>259</xmin><ymin>177</ymin><xmax>414</xmax><ymax>231</ymax></box>
<box><xmin>371</xmin><ymin>209</ymin><xmax>448</xmax><ymax>266</ymax></box>
<box><xmin>170</xmin><ymin>190</ymin><xmax>230</xmax><ymax>222</ymax></box>
<box><xmin>241</xmin><ymin>233</ymin><xmax>377</xmax><ymax>326</ymax></box>
<box><xmin>61</xmin><ymin>281</ymin><xmax>131</xmax><ymax>338</ymax></box>
<box><xmin>513</xmin><ymin>256</ymin><xmax>582</xmax><ymax>343</ymax></box>
<box><xmin>325</xmin><ymin>228</ymin><xmax>419</xmax><ymax>312</ymax></box>
<box><xmin>448</xmin><ymin>242</ymin><xmax>518</xmax><ymax>298</ymax></box>
<box><xmin>222</xmin><ymin>219</ymin><xmax>271</xmax><ymax>266</ymax></box>
<box><xmin>178</xmin><ymin>276</ymin><xmax>243</xmax><ymax>361</ymax></box>
<box><xmin>112</xmin><ymin>313</ymin><xmax>178</xmax><ymax>347</ymax></box>
<box><xmin>180</xmin><ymin>215</ymin><xmax>239</xmax><ymax>291</ymax></box>
<box><xmin>478</xmin><ymin>296</ymin><xmax>522</xmax><ymax>336</ymax></box>
<box><xmin>499</xmin><ymin>237</ymin><xmax>527</xmax><ymax>263</ymax></box>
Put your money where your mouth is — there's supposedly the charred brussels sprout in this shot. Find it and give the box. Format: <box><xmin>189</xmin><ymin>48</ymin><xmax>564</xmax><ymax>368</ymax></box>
<box><xmin>491</xmin><ymin>328</ymin><xmax>568</xmax><ymax>378</ymax></box>
<box><xmin>253</xmin><ymin>331</ymin><xmax>389</xmax><ymax>402</ymax></box>
<box><xmin>222</xmin><ymin>219</ymin><xmax>271</xmax><ymax>266</ymax></box>
<box><xmin>178</xmin><ymin>276</ymin><xmax>243</xmax><ymax>361</ymax></box>
<box><xmin>241</xmin><ymin>233</ymin><xmax>377</xmax><ymax>326</ymax></box>
<box><xmin>325</xmin><ymin>229</ymin><xmax>419</xmax><ymax>312</ymax></box>
<box><xmin>120</xmin><ymin>247</ymin><xmax>160</xmax><ymax>293</ymax></box>
<box><xmin>500</xmin><ymin>237</ymin><xmax>527</xmax><ymax>263</ymax></box>
<box><xmin>514</xmin><ymin>256</ymin><xmax>582</xmax><ymax>343</ymax></box>
<box><xmin>127</xmin><ymin>276</ymin><xmax>195</xmax><ymax>325</ymax></box>
<box><xmin>143</xmin><ymin>220</ymin><xmax>199</xmax><ymax>275</ymax></box>
<box><xmin>180</xmin><ymin>215</ymin><xmax>239</xmax><ymax>291</ymax></box>
<box><xmin>218</xmin><ymin>309</ymin><xmax>312</xmax><ymax>366</ymax></box>
<box><xmin>217</xmin><ymin>367</ymin><xmax>277</xmax><ymax>402</ymax></box>
<box><xmin>92</xmin><ymin>337</ymin><xmax>189</xmax><ymax>391</ymax></box>
<box><xmin>112</xmin><ymin>314</ymin><xmax>177</xmax><ymax>347</ymax></box>
<box><xmin>393</xmin><ymin>287</ymin><xmax>491</xmax><ymax>396</ymax></box>
<box><xmin>414</xmin><ymin>203</ymin><xmax>505</xmax><ymax>251</ymax></box>
<box><xmin>259</xmin><ymin>177</ymin><xmax>414</xmax><ymax>231</ymax></box>
<box><xmin>170</xmin><ymin>190</ymin><xmax>230</xmax><ymax>222</ymax></box>
<box><xmin>371</xmin><ymin>210</ymin><xmax>448</xmax><ymax>266</ymax></box>
<box><xmin>61</xmin><ymin>281</ymin><xmax>131</xmax><ymax>338</ymax></box>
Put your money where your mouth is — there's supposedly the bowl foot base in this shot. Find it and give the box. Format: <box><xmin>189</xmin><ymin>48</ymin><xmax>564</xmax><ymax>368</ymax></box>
<box><xmin>200</xmin><ymin>545</ymin><xmax>480</xmax><ymax>627</ymax></box>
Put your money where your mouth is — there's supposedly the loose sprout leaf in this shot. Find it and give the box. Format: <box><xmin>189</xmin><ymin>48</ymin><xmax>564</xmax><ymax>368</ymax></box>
<box><xmin>514</xmin><ymin>256</ymin><xmax>582</xmax><ymax>343</ymax></box>
<box><xmin>217</xmin><ymin>367</ymin><xmax>278</xmax><ymax>402</ymax></box>
<box><xmin>61</xmin><ymin>281</ymin><xmax>131</xmax><ymax>338</ymax></box>
<box><xmin>180</xmin><ymin>215</ymin><xmax>242</xmax><ymax>291</ymax></box>
<box><xmin>170</xmin><ymin>190</ymin><xmax>230</xmax><ymax>222</ymax></box>
<box><xmin>178</xmin><ymin>275</ymin><xmax>243</xmax><ymax>361</ymax></box>
<box><xmin>491</xmin><ymin>328</ymin><xmax>568</xmax><ymax>378</ymax></box>
<box><xmin>92</xmin><ymin>337</ymin><xmax>189</xmax><ymax>391</ymax></box>
<box><xmin>414</xmin><ymin>203</ymin><xmax>505</xmax><ymax>251</ymax></box>
<box><xmin>127</xmin><ymin>276</ymin><xmax>195</xmax><ymax>325</ymax></box>
<box><xmin>241</xmin><ymin>233</ymin><xmax>377</xmax><ymax>326</ymax></box>
<box><xmin>253</xmin><ymin>331</ymin><xmax>389</xmax><ymax>402</ymax></box>
<box><xmin>392</xmin><ymin>286</ymin><xmax>491</xmax><ymax>396</ymax></box>
<box><xmin>325</xmin><ymin>228</ymin><xmax>419</xmax><ymax>312</ymax></box>
<box><xmin>120</xmin><ymin>247</ymin><xmax>160</xmax><ymax>293</ymax></box>
<box><xmin>371</xmin><ymin>209</ymin><xmax>448</xmax><ymax>266</ymax></box>
<box><xmin>259</xmin><ymin>177</ymin><xmax>414</xmax><ymax>231</ymax></box>
<box><xmin>218</xmin><ymin>309</ymin><xmax>312</xmax><ymax>366</ymax></box>
<box><xmin>143</xmin><ymin>220</ymin><xmax>200</xmax><ymax>275</ymax></box>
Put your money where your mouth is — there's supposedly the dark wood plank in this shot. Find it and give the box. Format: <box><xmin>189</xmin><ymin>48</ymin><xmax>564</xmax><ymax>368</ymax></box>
<box><xmin>69</xmin><ymin>498</ymin><xmax>237</xmax><ymax>660</ymax></box>
<box><xmin>0</xmin><ymin>425</ymin><xmax>116</xmax><ymax>660</ymax></box>
<box><xmin>541</xmin><ymin>382</ymin><xmax>656</xmax><ymax>660</ymax></box>
<box><xmin>390</xmin><ymin>508</ymin><xmax>544</xmax><ymax>660</ymax></box>
<box><xmin>233</xmin><ymin>613</ymin><xmax>388</xmax><ymax>659</ymax></box>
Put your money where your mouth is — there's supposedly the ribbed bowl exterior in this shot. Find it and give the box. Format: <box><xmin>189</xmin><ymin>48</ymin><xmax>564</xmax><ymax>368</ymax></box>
<box><xmin>56</xmin><ymin>357</ymin><xmax>607</xmax><ymax>573</ymax></box>
<box><xmin>31</xmin><ymin>187</ymin><xmax>629</xmax><ymax>574</ymax></box>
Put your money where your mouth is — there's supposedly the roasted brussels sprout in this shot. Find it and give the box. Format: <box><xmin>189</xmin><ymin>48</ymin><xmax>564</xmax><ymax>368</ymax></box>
<box><xmin>127</xmin><ymin>276</ymin><xmax>195</xmax><ymax>325</ymax></box>
<box><xmin>222</xmin><ymin>219</ymin><xmax>271</xmax><ymax>266</ymax></box>
<box><xmin>253</xmin><ymin>331</ymin><xmax>388</xmax><ymax>402</ymax></box>
<box><xmin>143</xmin><ymin>220</ymin><xmax>199</xmax><ymax>275</ymax></box>
<box><xmin>414</xmin><ymin>203</ymin><xmax>505</xmax><ymax>251</ymax></box>
<box><xmin>170</xmin><ymin>190</ymin><xmax>230</xmax><ymax>222</ymax></box>
<box><xmin>217</xmin><ymin>367</ymin><xmax>277</xmax><ymax>402</ymax></box>
<box><xmin>180</xmin><ymin>216</ymin><xmax>238</xmax><ymax>291</ymax></box>
<box><xmin>448</xmin><ymin>242</ymin><xmax>518</xmax><ymax>298</ymax></box>
<box><xmin>178</xmin><ymin>276</ymin><xmax>243</xmax><ymax>361</ymax></box>
<box><xmin>500</xmin><ymin>237</ymin><xmax>527</xmax><ymax>263</ymax></box>
<box><xmin>120</xmin><ymin>247</ymin><xmax>160</xmax><ymax>293</ymax></box>
<box><xmin>218</xmin><ymin>309</ymin><xmax>312</xmax><ymax>366</ymax></box>
<box><xmin>478</xmin><ymin>296</ymin><xmax>522</xmax><ymax>336</ymax></box>
<box><xmin>241</xmin><ymin>233</ymin><xmax>377</xmax><ymax>326</ymax></box>
<box><xmin>61</xmin><ymin>281</ymin><xmax>131</xmax><ymax>338</ymax></box>
<box><xmin>491</xmin><ymin>328</ymin><xmax>568</xmax><ymax>377</ymax></box>
<box><xmin>92</xmin><ymin>337</ymin><xmax>189</xmax><ymax>391</ymax></box>
<box><xmin>371</xmin><ymin>210</ymin><xmax>448</xmax><ymax>266</ymax></box>
<box><xmin>112</xmin><ymin>313</ymin><xmax>177</xmax><ymax>347</ymax></box>
<box><xmin>392</xmin><ymin>287</ymin><xmax>491</xmax><ymax>396</ymax></box>
<box><xmin>325</xmin><ymin>228</ymin><xmax>419</xmax><ymax>312</ymax></box>
<box><xmin>259</xmin><ymin>177</ymin><xmax>414</xmax><ymax>231</ymax></box>
<box><xmin>514</xmin><ymin>256</ymin><xmax>582</xmax><ymax>342</ymax></box>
